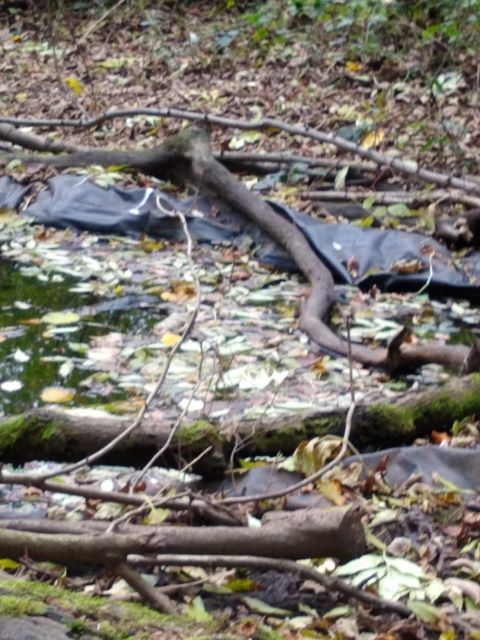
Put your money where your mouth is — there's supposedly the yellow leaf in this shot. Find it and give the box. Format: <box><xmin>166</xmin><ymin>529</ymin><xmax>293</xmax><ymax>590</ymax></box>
<box><xmin>317</xmin><ymin>480</ymin><xmax>346</xmax><ymax>506</ymax></box>
<box><xmin>143</xmin><ymin>507</ymin><xmax>170</xmax><ymax>525</ymax></box>
<box><xmin>361</xmin><ymin>128</ymin><xmax>385</xmax><ymax>149</ymax></box>
<box><xmin>0</xmin><ymin>558</ymin><xmax>20</xmax><ymax>570</ymax></box>
<box><xmin>40</xmin><ymin>386</ymin><xmax>75</xmax><ymax>404</ymax></box>
<box><xmin>161</xmin><ymin>332</ymin><xmax>181</xmax><ymax>348</ymax></box>
<box><xmin>64</xmin><ymin>77</ymin><xmax>84</xmax><ymax>96</ymax></box>
<box><xmin>160</xmin><ymin>281</ymin><xmax>196</xmax><ymax>302</ymax></box>
<box><xmin>345</xmin><ymin>61</ymin><xmax>364</xmax><ymax>73</ymax></box>
<box><xmin>139</xmin><ymin>238</ymin><xmax>164</xmax><ymax>253</ymax></box>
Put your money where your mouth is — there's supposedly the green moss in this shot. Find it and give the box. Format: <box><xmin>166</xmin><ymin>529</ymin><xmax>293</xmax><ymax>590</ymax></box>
<box><xmin>411</xmin><ymin>378</ymin><xmax>480</xmax><ymax>435</ymax></box>
<box><xmin>0</xmin><ymin>580</ymin><xmax>177</xmax><ymax>639</ymax></box>
<box><xmin>0</xmin><ymin>415</ymin><xmax>60</xmax><ymax>456</ymax></box>
<box><xmin>305</xmin><ymin>416</ymin><xmax>344</xmax><ymax>437</ymax></box>
<box><xmin>253</xmin><ymin>423</ymin><xmax>308</xmax><ymax>454</ymax></box>
<box><xmin>0</xmin><ymin>594</ymin><xmax>47</xmax><ymax>616</ymax></box>
<box><xmin>178</xmin><ymin>420</ymin><xmax>221</xmax><ymax>447</ymax></box>
<box><xmin>361</xmin><ymin>403</ymin><xmax>415</xmax><ymax>444</ymax></box>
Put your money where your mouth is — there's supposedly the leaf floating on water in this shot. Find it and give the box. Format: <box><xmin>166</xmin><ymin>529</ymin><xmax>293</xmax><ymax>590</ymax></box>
<box><xmin>1</xmin><ymin>380</ymin><xmax>23</xmax><ymax>392</ymax></box>
<box><xmin>41</xmin><ymin>311</ymin><xmax>80</xmax><ymax>325</ymax></box>
<box><xmin>40</xmin><ymin>386</ymin><xmax>75</xmax><ymax>403</ymax></box>
<box><xmin>13</xmin><ymin>348</ymin><xmax>30</xmax><ymax>363</ymax></box>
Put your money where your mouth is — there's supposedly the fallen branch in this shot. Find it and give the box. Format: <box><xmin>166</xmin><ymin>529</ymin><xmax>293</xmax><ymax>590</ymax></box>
<box><xmin>303</xmin><ymin>189</ymin><xmax>480</xmax><ymax>208</ymax></box>
<box><xmin>110</xmin><ymin>559</ymin><xmax>175</xmax><ymax>613</ymax></box>
<box><xmin>219</xmin><ymin>150</ymin><xmax>378</xmax><ymax>173</ymax></box>
<box><xmin>0</xmin><ymin>464</ymin><xmax>242</xmax><ymax>525</ymax></box>
<box><xmin>127</xmin><ymin>553</ymin><xmax>411</xmax><ymax>618</ymax></box>
<box><xmin>2</xmin><ymin>107</ymin><xmax>480</xmax><ymax>195</ymax></box>
<box><xmin>0</xmin><ymin>123</ymin><xmax>80</xmax><ymax>154</ymax></box>
<box><xmin>0</xmin><ymin>506</ymin><xmax>366</xmax><ymax>561</ymax></box>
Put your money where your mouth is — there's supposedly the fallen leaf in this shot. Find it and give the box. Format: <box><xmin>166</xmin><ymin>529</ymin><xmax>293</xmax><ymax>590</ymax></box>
<box><xmin>161</xmin><ymin>332</ymin><xmax>182</xmax><ymax>347</ymax></box>
<box><xmin>41</xmin><ymin>386</ymin><xmax>75</xmax><ymax>403</ymax></box>
<box><xmin>41</xmin><ymin>311</ymin><xmax>80</xmax><ymax>325</ymax></box>
<box><xmin>362</xmin><ymin>128</ymin><xmax>385</xmax><ymax>149</ymax></box>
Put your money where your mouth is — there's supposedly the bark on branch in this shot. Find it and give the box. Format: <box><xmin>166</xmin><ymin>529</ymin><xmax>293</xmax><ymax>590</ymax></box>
<box><xmin>0</xmin><ymin>506</ymin><xmax>365</xmax><ymax>562</ymax></box>
<box><xmin>1</xmin><ymin>107</ymin><xmax>480</xmax><ymax>195</ymax></box>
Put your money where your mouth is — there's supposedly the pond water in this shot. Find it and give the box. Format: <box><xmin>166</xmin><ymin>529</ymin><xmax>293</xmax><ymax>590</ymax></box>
<box><xmin>0</xmin><ymin>259</ymin><xmax>162</xmax><ymax>415</ymax></box>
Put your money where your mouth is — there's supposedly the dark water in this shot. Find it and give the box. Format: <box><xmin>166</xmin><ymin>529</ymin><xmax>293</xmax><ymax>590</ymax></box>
<box><xmin>0</xmin><ymin>260</ymin><xmax>162</xmax><ymax>414</ymax></box>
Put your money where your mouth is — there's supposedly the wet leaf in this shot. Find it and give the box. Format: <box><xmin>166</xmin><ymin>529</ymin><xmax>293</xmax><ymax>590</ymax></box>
<box><xmin>408</xmin><ymin>600</ymin><xmax>446</xmax><ymax>625</ymax></box>
<box><xmin>41</xmin><ymin>311</ymin><xmax>80</xmax><ymax>325</ymax></box>
<box><xmin>388</xmin><ymin>203</ymin><xmax>412</xmax><ymax>218</ymax></box>
<box><xmin>345</xmin><ymin>61</ymin><xmax>364</xmax><ymax>73</ymax></box>
<box><xmin>293</xmin><ymin>436</ymin><xmax>342</xmax><ymax>475</ymax></box>
<box><xmin>40</xmin><ymin>386</ymin><xmax>75</xmax><ymax>403</ymax></box>
<box><xmin>243</xmin><ymin>596</ymin><xmax>290</xmax><ymax>615</ymax></box>
<box><xmin>143</xmin><ymin>507</ymin><xmax>170</xmax><ymax>525</ymax></box>
<box><xmin>335</xmin><ymin>166</ymin><xmax>349</xmax><ymax>191</ymax></box>
<box><xmin>0</xmin><ymin>380</ymin><xmax>23</xmax><ymax>392</ymax></box>
<box><xmin>0</xmin><ymin>558</ymin><xmax>20</xmax><ymax>570</ymax></box>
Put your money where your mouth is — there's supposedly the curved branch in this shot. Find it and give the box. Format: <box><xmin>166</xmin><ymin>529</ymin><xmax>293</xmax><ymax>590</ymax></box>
<box><xmin>2</xmin><ymin>107</ymin><xmax>480</xmax><ymax>195</ymax></box>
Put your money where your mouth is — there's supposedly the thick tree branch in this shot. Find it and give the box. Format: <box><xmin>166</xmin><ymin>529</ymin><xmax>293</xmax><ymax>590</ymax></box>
<box><xmin>2</xmin><ymin>107</ymin><xmax>480</xmax><ymax>195</ymax></box>
<box><xmin>0</xmin><ymin>506</ymin><xmax>366</xmax><ymax>561</ymax></box>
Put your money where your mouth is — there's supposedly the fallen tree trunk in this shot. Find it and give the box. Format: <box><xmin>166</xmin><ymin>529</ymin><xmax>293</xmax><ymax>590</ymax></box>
<box><xmin>1</xmin><ymin>125</ymin><xmax>477</xmax><ymax>373</ymax></box>
<box><xmin>1</xmin><ymin>374</ymin><xmax>479</xmax><ymax>471</ymax></box>
<box><xmin>0</xmin><ymin>506</ymin><xmax>365</xmax><ymax>562</ymax></box>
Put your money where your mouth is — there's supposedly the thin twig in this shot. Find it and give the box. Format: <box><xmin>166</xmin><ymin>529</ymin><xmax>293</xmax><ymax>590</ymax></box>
<box><xmin>132</xmin><ymin>196</ymin><xmax>202</xmax><ymax>488</ymax></box>
<box><xmin>111</xmin><ymin>560</ymin><xmax>176</xmax><ymax>614</ymax></box>
<box><xmin>127</xmin><ymin>553</ymin><xmax>410</xmax><ymax>617</ymax></box>
<box><xmin>105</xmin><ymin>491</ymin><xmax>190</xmax><ymax>534</ymax></box>
<box><xmin>79</xmin><ymin>0</ymin><xmax>128</xmax><ymax>43</ymax></box>
<box><xmin>219</xmin><ymin>401</ymin><xmax>356</xmax><ymax>505</ymax></box>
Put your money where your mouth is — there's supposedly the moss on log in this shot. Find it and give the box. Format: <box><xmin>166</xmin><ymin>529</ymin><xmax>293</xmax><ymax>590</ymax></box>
<box><xmin>0</xmin><ymin>375</ymin><xmax>479</xmax><ymax>474</ymax></box>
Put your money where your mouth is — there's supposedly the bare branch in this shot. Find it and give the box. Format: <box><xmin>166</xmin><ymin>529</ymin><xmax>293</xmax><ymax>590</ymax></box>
<box><xmin>2</xmin><ymin>108</ymin><xmax>480</xmax><ymax>195</ymax></box>
<box><xmin>110</xmin><ymin>559</ymin><xmax>176</xmax><ymax>614</ymax></box>
<box><xmin>303</xmin><ymin>189</ymin><xmax>480</xmax><ymax>208</ymax></box>
<box><xmin>128</xmin><ymin>553</ymin><xmax>411</xmax><ymax>618</ymax></box>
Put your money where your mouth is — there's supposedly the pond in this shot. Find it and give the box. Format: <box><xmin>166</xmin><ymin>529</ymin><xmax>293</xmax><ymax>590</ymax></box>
<box><xmin>0</xmin><ymin>259</ymin><xmax>164</xmax><ymax>415</ymax></box>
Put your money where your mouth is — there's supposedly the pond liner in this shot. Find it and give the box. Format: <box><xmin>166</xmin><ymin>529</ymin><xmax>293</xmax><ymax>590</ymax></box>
<box><xmin>1</xmin><ymin>174</ymin><xmax>479</xmax><ymax>299</ymax></box>
<box><xmin>210</xmin><ymin>445</ymin><xmax>480</xmax><ymax>507</ymax></box>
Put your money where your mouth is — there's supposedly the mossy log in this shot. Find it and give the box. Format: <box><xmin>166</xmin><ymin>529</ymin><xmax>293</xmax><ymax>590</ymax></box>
<box><xmin>0</xmin><ymin>375</ymin><xmax>479</xmax><ymax>474</ymax></box>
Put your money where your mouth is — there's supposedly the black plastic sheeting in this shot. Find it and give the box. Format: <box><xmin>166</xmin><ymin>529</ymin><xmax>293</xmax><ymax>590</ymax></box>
<box><xmin>1</xmin><ymin>174</ymin><xmax>480</xmax><ymax>298</ymax></box>
<box><xmin>211</xmin><ymin>446</ymin><xmax>480</xmax><ymax>506</ymax></box>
